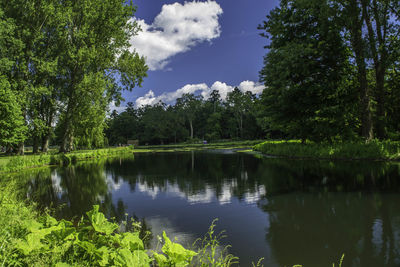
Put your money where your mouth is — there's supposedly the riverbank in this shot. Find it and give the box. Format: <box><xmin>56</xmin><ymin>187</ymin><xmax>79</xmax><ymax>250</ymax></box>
<box><xmin>0</xmin><ymin>147</ymin><xmax>134</xmax><ymax>173</ymax></box>
<box><xmin>253</xmin><ymin>140</ymin><xmax>400</xmax><ymax>161</ymax></box>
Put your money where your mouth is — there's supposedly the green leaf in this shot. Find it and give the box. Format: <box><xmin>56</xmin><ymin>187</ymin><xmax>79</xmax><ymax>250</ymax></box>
<box><xmin>153</xmin><ymin>252</ymin><xmax>168</xmax><ymax>267</ymax></box>
<box><xmin>115</xmin><ymin>248</ymin><xmax>150</xmax><ymax>267</ymax></box>
<box><xmin>121</xmin><ymin>232</ymin><xmax>144</xmax><ymax>251</ymax></box>
<box><xmin>86</xmin><ymin>205</ymin><xmax>118</xmax><ymax>235</ymax></box>
<box><xmin>161</xmin><ymin>231</ymin><xmax>197</xmax><ymax>266</ymax></box>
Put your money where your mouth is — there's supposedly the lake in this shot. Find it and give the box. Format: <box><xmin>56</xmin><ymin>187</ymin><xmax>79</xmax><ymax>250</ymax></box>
<box><xmin>18</xmin><ymin>150</ymin><xmax>400</xmax><ymax>266</ymax></box>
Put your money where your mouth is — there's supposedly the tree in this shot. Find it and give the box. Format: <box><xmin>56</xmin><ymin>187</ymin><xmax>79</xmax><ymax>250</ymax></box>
<box><xmin>259</xmin><ymin>0</ymin><xmax>354</xmax><ymax>142</ymax></box>
<box><xmin>0</xmin><ymin>77</ymin><xmax>27</xmax><ymax>149</ymax></box>
<box><xmin>0</xmin><ymin>7</ymin><xmax>26</xmax><ymax>151</ymax></box>
<box><xmin>57</xmin><ymin>0</ymin><xmax>147</xmax><ymax>152</ymax></box>
<box><xmin>226</xmin><ymin>88</ymin><xmax>254</xmax><ymax>139</ymax></box>
<box><xmin>176</xmin><ymin>94</ymin><xmax>202</xmax><ymax>140</ymax></box>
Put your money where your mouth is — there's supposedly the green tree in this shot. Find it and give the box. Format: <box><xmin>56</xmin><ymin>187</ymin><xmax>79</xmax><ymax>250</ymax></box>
<box><xmin>176</xmin><ymin>94</ymin><xmax>202</xmax><ymax>140</ymax></box>
<box><xmin>57</xmin><ymin>0</ymin><xmax>147</xmax><ymax>152</ymax></box>
<box><xmin>259</xmin><ymin>0</ymin><xmax>354</xmax><ymax>142</ymax></box>
<box><xmin>226</xmin><ymin>88</ymin><xmax>254</xmax><ymax>139</ymax></box>
<box><xmin>0</xmin><ymin>77</ymin><xmax>27</xmax><ymax>150</ymax></box>
<box><xmin>0</xmin><ymin>7</ymin><xmax>26</xmax><ymax>151</ymax></box>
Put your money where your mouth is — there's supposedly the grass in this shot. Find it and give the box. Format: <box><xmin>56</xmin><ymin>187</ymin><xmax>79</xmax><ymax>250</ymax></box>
<box><xmin>0</xmin><ymin>147</ymin><xmax>134</xmax><ymax>173</ymax></box>
<box><xmin>253</xmin><ymin>140</ymin><xmax>400</xmax><ymax>160</ymax></box>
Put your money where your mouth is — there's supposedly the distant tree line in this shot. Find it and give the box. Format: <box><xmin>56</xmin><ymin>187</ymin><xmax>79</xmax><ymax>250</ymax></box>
<box><xmin>259</xmin><ymin>0</ymin><xmax>400</xmax><ymax>142</ymax></box>
<box><xmin>105</xmin><ymin>88</ymin><xmax>264</xmax><ymax>145</ymax></box>
<box><xmin>0</xmin><ymin>0</ymin><xmax>147</xmax><ymax>154</ymax></box>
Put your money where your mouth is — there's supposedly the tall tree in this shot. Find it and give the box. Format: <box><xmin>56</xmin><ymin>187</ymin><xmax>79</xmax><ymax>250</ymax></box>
<box><xmin>0</xmin><ymin>6</ymin><xmax>27</xmax><ymax>151</ymax></box>
<box><xmin>341</xmin><ymin>0</ymin><xmax>374</xmax><ymax>141</ymax></box>
<box><xmin>57</xmin><ymin>0</ymin><xmax>147</xmax><ymax>152</ymax></box>
<box><xmin>259</xmin><ymin>0</ymin><xmax>353</xmax><ymax>142</ymax></box>
<box><xmin>360</xmin><ymin>0</ymin><xmax>398</xmax><ymax>138</ymax></box>
<box><xmin>226</xmin><ymin>88</ymin><xmax>253</xmax><ymax>139</ymax></box>
<box><xmin>176</xmin><ymin>94</ymin><xmax>202</xmax><ymax>140</ymax></box>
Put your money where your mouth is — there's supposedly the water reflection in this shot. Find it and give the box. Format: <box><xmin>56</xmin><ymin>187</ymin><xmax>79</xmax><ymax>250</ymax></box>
<box><xmin>16</xmin><ymin>151</ymin><xmax>400</xmax><ymax>266</ymax></box>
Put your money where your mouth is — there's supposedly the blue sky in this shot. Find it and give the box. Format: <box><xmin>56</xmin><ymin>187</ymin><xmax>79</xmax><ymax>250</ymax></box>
<box><xmin>119</xmin><ymin>0</ymin><xmax>279</xmax><ymax>108</ymax></box>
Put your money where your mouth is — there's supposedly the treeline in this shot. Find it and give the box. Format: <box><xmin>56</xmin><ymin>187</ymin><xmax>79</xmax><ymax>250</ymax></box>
<box><xmin>0</xmin><ymin>0</ymin><xmax>147</xmax><ymax>154</ymax></box>
<box><xmin>258</xmin><ymin>0</ymin><xmax>400</xmax><ymax>142</ymax></box>
<box><xmin>106</xmin><ymin>88</ymin><xmax>264</xmax><ymax>145</ymax></box>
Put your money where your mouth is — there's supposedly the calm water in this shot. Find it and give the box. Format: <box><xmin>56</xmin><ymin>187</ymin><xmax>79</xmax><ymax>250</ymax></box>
<box><xmin>18</xmin><ymin>150</ymin><xmax>400</xmax><ymax>266</ymax></box>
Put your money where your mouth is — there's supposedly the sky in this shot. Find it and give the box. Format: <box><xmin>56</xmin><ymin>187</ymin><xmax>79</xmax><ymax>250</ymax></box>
<box><xmin>116</xmin><ymin>0</ymin><xmax>280</xmax><ymax>110</ymax></box>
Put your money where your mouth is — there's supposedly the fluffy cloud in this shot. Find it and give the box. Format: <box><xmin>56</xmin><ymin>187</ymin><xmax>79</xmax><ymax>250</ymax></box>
<box><xmin>135</xmin><ymin>80</ymin><xmax>265</xmax><ymax>107</ymax></box>
<box><xmin>130</xmin><ymin>1</ymin><xmax>223</xmax><ymax>70</ymax></box>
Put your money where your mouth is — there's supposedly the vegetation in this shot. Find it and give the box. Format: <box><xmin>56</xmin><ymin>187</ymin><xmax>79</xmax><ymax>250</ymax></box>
<box><xmin>0</xmin><ymin>147</ymin><xmax>134</xmax><ymax>173</ymax></box>
<box><xmin>254</xmin><ymin>140</ymin><xmax>400</xmax><ymax>160</ymax></box>
<box><xmin>0</xmin><ymin>0</ymin><xmax>147</xmax><ymax>154</ymax></box>
<box><xmin>106</xmin><ymin>90</ymin><xmax>263</xmax><ymax>146</ymax></box>
<box><xmin>259</xmin><ymin>0</ymin><xmax>400</xmax><ymax>142</ymax></box>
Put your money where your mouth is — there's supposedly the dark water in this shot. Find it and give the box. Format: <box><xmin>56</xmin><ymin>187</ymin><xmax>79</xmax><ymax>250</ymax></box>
<box><xmin>17</xmin><ymin>151</ymin><xmax>400</xmax><ymax>266</ymax></box>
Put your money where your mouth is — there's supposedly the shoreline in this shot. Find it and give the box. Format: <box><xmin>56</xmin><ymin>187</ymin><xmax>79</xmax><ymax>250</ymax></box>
<box><xmin>253</xmin><ymin>140</ymin><xmax>400</xmax><ymax>162</ymax></box>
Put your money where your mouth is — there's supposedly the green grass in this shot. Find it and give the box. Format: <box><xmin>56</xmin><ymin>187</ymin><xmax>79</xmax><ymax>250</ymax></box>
<box><xmin>253</xmin><ymin>140</ymin><xmax>400</xmax><ymax>160</ymax></box>
<box><xmin>0</xmin><ymin>147</ymin><xmax>134</xmax><ymax>173</ymax></box>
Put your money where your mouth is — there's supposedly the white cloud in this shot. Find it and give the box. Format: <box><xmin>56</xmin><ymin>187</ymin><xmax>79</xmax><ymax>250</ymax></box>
<box><xmin>135</xmin><ymin>80</ymin><xmax>265</xmax><ymax>107</ymax></box>
<box><xmin>130</xmin><ymin>1</ymin><xmax>223</xmax><ymax>70</ymax></box>
<box><xmin>135</xmin><ymin>90</ymin><xmax>158</xmax><ymax>106</ymax></box>
<box><xmin>109</xmin><ymin>101</ymin><xmax>127</xmax><ymax>113</ymax></box>
<box><xmin>238</xmin><ymin>81</ymin><xmax>265</xmax><ymax>95</ymax></box>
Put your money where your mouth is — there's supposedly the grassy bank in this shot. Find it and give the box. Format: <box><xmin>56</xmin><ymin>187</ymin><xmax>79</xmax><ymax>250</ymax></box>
<box><xmin>253</xmin><ymin>140</ymin><xmax>400</xmax><ymax>160</ymax></box>
<box><xmin>0</xmin><ymin>147</ymin><xmax>134</xmax><ymax>173</ymax></box>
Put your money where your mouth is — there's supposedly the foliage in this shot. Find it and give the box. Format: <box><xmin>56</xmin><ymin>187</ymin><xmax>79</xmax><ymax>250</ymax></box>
<box><xmin>0</xmin><ymin>0</ymin><xmax>147</xmax><ymax>153</ymax></box>
<box><xmin>253</xmin><ymin>140</ymin><xmax>400</xmax><ymax>160</ymax></box>
<box><xmin>106</xmin><ymin>93</ymin><xmax>264</xmax><ymax>146</ymax></box>
<box><xmin>259</xmin><ymin>0</ymin><xmax>400</xmax><ymax>142</ymax></box>
<box><xmin>0</xmin><ymin>76</ymin><xmax>27</xmax><ymax>147</ymax></box>
<box><xmin>259</xmin><ymin>0</ymin><xmax>355</xmax><ymax>142</ymax></box>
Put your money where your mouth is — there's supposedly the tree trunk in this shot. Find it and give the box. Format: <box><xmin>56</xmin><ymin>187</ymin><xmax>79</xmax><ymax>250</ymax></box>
<box><xmin>33</xmin><ymin>137</ymin><xmax>39</xmax><ymax>154</ymax></box>
<box><xmin>60</xmin><ymin>121</ymin><xmax>74</xmax><ymax>153</ymax></box>
<box><xmin>42</xmin><ymin>135</ymin><xmax>50</xmax><ymax>153</ymax></box>
<box><xmin>349</xmin><ymin>0</ymin><xmax>374</xmax><ymax>141</ymax></box>
<box><xmin>189</xmin><ymin>119</ymin><xmax>193</xmax><ymax>139</ymax></box>
<box><xmin>362</xmin><ymin>0</ymin><xmax>389</xmax><ymax>139</ymax></box>
<box><xmin>17</xmin><ymin>142</ymin><xmax>24</xmax><ymax>155</ymax></box>
<box><xmin>239</xmin><ymin>113</ymin><xmax>243</xmax><ymax>139</ymax></box>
